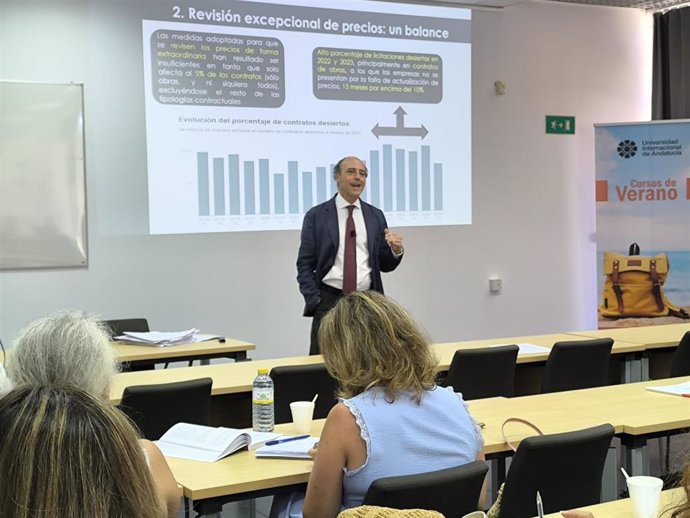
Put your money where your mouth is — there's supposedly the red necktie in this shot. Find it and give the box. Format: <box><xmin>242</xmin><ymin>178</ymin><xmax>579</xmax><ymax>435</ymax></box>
<box><xmin>342</xmin><ymin>205</ymin><xmax>357</xmax><ymax>294</ymax></box>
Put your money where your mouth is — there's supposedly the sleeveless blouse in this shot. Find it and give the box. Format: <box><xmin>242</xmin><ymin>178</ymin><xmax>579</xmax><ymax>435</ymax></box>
<box><xmin>268</xmin><ymin>386</ymin><xmax>483</xmax><ymax>518</ymax></box>
<box><xmin>341</xmin><ymin>386</ymin><xmax>483</xmax><ymax>510</ymax></box>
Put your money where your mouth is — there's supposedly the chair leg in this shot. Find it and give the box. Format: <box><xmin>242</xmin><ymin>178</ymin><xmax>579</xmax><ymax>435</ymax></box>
<box><xmin>489</xmin><ymin>458</ymin><xmax>506</xmax><ymax>506</ymax></box>
<box><xmin>623</xmin><ymin>441</ymin><xmax>650</xmax><ymax>476</ymax></box>
<box><xmin>653</xmin><ymin>436</ymin><xmax>670</xmax><ymax>478</ymax></box>
<box><xmin>601</xmin><ymin>445</ymin><xmax>618</xmax><ymax>502</ymax></box>
<box><xmin>664</xmin><ymin>436</ymin><xmax>671</xmax><ymax>475</ymax></box>
<box><xmin>641</xmin><ymin>355</ymin><xmax>650</xmax><ymax>381</ymax></box>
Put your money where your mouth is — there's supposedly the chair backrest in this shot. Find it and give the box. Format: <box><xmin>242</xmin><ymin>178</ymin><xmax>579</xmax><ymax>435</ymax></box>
<box><xmin>670</xmin><ymin>331</ymin><xmax>690</xmax><ymax>377</ymax></box>
<box><xmin>363</xmin><ymin>461</ymin><xmax>488</xmax><ymax>517</ymax></box>
<box><xmin>444</xmin><ymin>345</ymin><xmax>519</xmax><ymax>399</ymax></box>
<box><xmin>101</xmin><ymin>318</ymin><xmax>149</xmax><ymax>339</ymax></box>
<box><xmin>270</xmin><ymin>364</ymin><xmax>338</xmax><ymax>424</ymax></box>
<box><xmin>119</xmin><ymin>377</ymin><xmax>212</xmax><ymax>440</ymax></box>
<box><xmin>497</xmin><ymin>423</ymin><xmax>614</xmax><ymax>518</ymax></box>
<box><xmin>541</xmin><ymin>338</ymin><xmax>613</xmax><ymax>393</ymax></box>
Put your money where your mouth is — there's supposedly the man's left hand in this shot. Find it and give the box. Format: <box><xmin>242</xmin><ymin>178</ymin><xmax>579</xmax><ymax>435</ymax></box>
<box><xmin>384</xmin><ymin>228</ymin><xmax>404</xmax><ymax>255</ymax></box>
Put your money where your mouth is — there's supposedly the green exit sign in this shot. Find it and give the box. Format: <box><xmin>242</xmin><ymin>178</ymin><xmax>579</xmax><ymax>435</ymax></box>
<box><xmin>546</xmin><ymin>115</ymin><xmax>575</xmax><ymax>135</ymax></box>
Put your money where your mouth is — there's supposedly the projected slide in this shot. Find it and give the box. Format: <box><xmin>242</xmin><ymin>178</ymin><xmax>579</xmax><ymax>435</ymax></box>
<box><xmin>142</xmin><ymin>0</ymin><xmax>471</xmax><ymax>234</ymax></box>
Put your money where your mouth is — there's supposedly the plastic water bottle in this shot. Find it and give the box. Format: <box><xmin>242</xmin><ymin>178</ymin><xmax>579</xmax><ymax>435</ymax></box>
<box><xmin>252</xmin><ymin>368</ymin><xmax>274</xmax><ymax>432</ymax></box>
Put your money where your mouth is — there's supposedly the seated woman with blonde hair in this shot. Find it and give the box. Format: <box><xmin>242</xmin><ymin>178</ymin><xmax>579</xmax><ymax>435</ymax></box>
<box><xmin>272</xmin><ymin>291</ymin><xmax>485</xmax><ymax>518</ymax></box>
<box><xmin>5</xmin><ymin>311</ymin><xmax>181</xmax><ymax>517</ymax></box>
<box><xmin>0</xmin><ymin>385</ymin><xmax>168</xmax><ymax>518</ymax></box>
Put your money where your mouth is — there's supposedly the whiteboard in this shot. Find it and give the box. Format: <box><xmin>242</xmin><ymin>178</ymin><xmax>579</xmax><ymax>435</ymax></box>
<box><xmin>0</xmin><ymin>81</ymin><xmax>88</xmax><ymax>269</ymax></box>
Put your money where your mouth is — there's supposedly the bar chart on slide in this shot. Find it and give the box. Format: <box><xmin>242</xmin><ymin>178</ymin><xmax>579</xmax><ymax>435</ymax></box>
<box><xmin>196</xmin><ymin>144</ymin><xmax>444</xmax><ymax>217</ymax></box>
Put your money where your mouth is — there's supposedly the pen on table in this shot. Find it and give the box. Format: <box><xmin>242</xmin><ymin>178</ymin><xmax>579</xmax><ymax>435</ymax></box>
<box><xmin>265</xmin><ymin>434</ymin><xmax>311</xmax><ymax>446</ymax></box>
<box><xmin>536</xmin><ymin>491</ymin><xmax>544</xmax><ymax>518</ymax></box>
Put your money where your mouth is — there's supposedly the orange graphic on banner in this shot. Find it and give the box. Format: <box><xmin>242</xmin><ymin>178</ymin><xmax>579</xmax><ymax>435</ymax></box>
<box><xmin>595</xmin><ymin>180</ymin><xmax>608</xmax><ymax>202</ymax></box>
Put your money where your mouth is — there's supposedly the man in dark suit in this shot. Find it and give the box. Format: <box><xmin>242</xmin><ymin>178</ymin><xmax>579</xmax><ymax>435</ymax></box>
<box><xmin>297</xmin><ymin>156</ymin><xmax>404</xmax><ymax>355</ymax></box>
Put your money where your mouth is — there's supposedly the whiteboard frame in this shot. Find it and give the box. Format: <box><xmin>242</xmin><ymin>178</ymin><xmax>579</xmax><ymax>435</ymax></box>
<box><xmin>0</xmin><ymin>80</ymin><xmax>88</xmax><ymax>270</ymax></box>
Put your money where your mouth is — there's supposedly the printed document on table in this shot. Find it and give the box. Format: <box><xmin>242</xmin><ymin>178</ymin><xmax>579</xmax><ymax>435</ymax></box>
<box><xmin>113</xmin><ymin>328</ymin><xmax>226</xmax><ymax>346</ymax></box>
<box><xmin>490</xmin><ymin>343</ymin><xmax>551</xmax><ymax>355</ymax></box>
<box><xmin>255</xmin><ymin>436</ymin><xmax>319</xmax><ymax>459</ymax></box>
<box><xmin>646</xmin><ymin>380</ymin><xmax>690</xmax><ymax>397</ymax></box>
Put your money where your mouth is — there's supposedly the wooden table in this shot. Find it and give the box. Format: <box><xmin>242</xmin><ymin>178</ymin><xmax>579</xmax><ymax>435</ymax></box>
<box><xmin>163</xmin><ymin>378</ymin><xmax>690</xmax><ymax>517</ymax></box>
<box><xmin>568</xmin><ymin>323</ymin><xmax>690</xmax><ymax>349</ymax></box>
<box><xmin>113</xmin><ymin>338</ymin><xmax>255</xmax><ymax>367</ymax></box>
<box><xmin>108</xmin><ymin>326</ymin><xmax>679</xmax><ymax>405</ymax></box>
<box><xmin>168</xmin><ymin>420</ymin><xmax>325</xmax><ymax>515</ymax></box>
<box><xmin>469</xmin><ymin>377</ymin><xmax>690</xmax><ymax>448</ymax></box>
<box><xmin>469</xmin><ymin>377</ymin><xmax>690</xmax><ymax>475</ymax></box>
<box><xmin>594</xmin><ymin>378</ymin><xmax>690</xmax><ymax>476</ymax></box>
<box><xmin>109</xmin><ymin>333</ymin><xmax>641</xmax><ymax>427</ymax></box>
<box><xmin>436</xmin><ymin>333</ymin><xmax>641</xmax><ymax>391</ymax></box>
<box><xmin>543</xmin><ymin>487</ymin><xmax>684</xmax><ymax>518</ymax></box>
<box><xmin>435</xmin><ymin>333</ymin><xmax>642</xmax><ymax>362</ymax></box>
<box><xmin>468</xmin><ymin>396</ymin><xmax>619</xmax><ymax>457</ymax></box>
<box><xmin>110</xmin><ymin>333</ymin><xmax>638</xmax><ymax>402</ymax></box>
<box><xmin>110</xmin><ymin>354</ymin><xmax>322</xmax><ymax>405</ymax></box>
<box><xmin>568</xmin><ymin>323</ymin><xmax>690</xmax><ymax>381</ymax></box>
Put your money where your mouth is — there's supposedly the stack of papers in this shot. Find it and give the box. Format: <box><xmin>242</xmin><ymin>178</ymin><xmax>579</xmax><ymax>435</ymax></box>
<box><xmin>114</xmin><ymin>328</ymin><xmax>220</xmax><ymax>347</ymax></box>
<box><xmin>156</xmin><ymin>423</ymin><xmax>281</xmax><ymax>462</ymax></box>
<box><xmin>646</xmin><ymin>380</ymin><xmax>690</xmax><ymax>397</ymax></box>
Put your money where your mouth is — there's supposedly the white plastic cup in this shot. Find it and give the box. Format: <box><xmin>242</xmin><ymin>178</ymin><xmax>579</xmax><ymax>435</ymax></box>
<box><xmin>289</xmin><ymin>401</ymin><xmax>315</xmax><ymax>434</ymax></box>
<box><xmin>627</xmin><ymin>476</ymin><xmax>663</xmax><ymax>518</ymax></box>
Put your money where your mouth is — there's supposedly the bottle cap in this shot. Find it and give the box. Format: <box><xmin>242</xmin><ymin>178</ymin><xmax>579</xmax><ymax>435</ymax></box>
<box><xmin>257</xmin><ymin>368</ymin><xmax>269</xmax><ymax>374</ymax></box>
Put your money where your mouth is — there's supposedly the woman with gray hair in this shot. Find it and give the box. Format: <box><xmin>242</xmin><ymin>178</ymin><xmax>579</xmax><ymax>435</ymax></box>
<box><xmin>6</xmin><ymin>311</ymin><xmax>181</xmax><ymax>518</ymax></box>
<box><xmin>7</xmin><ymin>311</ymin><xmax>117</xmax><ymax>397</ymax></box>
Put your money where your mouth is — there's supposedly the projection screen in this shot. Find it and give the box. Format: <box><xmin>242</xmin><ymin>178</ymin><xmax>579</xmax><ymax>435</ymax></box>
<box><xmin>142</xmin><ymin>0</ymin><xmax>471</xmax><ymax>234</ymax></box>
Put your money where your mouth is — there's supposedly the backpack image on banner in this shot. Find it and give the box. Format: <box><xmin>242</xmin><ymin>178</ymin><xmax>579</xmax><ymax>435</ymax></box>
<box><xmin>599</xmin><ymin>245</ymin><xmax>689</xmax><ymax>319</ymax></box>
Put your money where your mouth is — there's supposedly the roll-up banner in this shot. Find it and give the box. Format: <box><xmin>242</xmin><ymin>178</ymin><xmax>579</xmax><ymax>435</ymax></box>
<box><xmin>595</xmin><ymin>120</ymin><xmax>690</xmax><ymax>329</ymax></box>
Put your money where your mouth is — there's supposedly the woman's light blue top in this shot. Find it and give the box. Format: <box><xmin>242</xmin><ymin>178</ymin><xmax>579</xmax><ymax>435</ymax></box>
<box><xmin>341</xmin><ymin>385</ymin><xmax>484</xmax><ymax>510</ymax></box>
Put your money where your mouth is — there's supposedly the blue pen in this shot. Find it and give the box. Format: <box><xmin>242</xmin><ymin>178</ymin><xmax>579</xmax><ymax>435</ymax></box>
<box><xmin>265</xmin><ymin>434</ymin><xmax>311</xmax><ymax>446</ymax></box>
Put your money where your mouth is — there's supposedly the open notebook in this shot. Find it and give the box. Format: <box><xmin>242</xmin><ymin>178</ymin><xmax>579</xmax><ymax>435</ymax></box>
<box><xmin>255</xmin><ymin>436</ymin><xmax>320</xmax><ymax>459</ymax></box>
<box><xmin>156</xmin><ymin>423</ymin><xmax>281</xmax><ymax>462</ymax></box>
